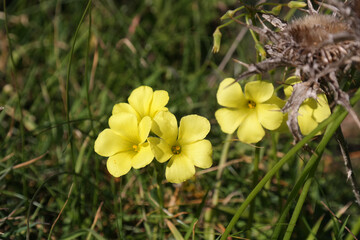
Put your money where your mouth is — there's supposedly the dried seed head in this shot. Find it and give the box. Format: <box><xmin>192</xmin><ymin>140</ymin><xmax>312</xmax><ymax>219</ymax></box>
<box><xmin>287</xmin><ymin>15</ymin><xmax>351</xmax><ymax>48</ymax></box>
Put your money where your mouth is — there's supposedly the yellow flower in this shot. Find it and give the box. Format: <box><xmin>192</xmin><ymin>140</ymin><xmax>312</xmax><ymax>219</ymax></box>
<box><xmin>112</xmin><ymin>86</ymin><xmax>169</xmax><ymax>121</ymax></box>
<box><xmin>215</xmin><ymin>78</ymin><xmax>283</xmax><ymax>144</ymax></box>
<box><xmin>284</xmin><ymin>77</ymin><xmax>331</xmax><ymax>135</ymax></box>
<box><xmin>148</xmin><ymin>111</ymin><xmax>213</xmax><ymax>183</ymax></box>
<box><xmin>94</xmin><ymin>113</ymin><xmax>154</xmax><ymax>177</ymax></box>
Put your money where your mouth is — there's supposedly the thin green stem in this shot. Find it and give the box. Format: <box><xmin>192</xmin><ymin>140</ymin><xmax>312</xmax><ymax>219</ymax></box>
<box><xmin>4</xmin><ymin>0</ymin><xmax>28</xmax><ymax>216</ymax></box>
<box><xmin>217</xmin><ymin>13</ymin><xmax>246</xmax><ymax>30</ymax></box>
<box><xmin>65</xmin><ymin>0</ymin><xmax>92</xmax><ymax>171</ymax></box>
<box><xmin>154</xmin><ymin>162</ymin><xmax>165</xmax><ymax>239</ymax></box>
<box><xmin>64</xmin><ymin>0</ymin><xmax>92</xmax><ymax>227</ymax></box>
<box><xmin>85</xmin><ymin>1</ymin><xmax>95</xmax><ymax>138</ymax></box>
<box><xmin>3</xmin><ymin>0</ymin><xmax>25</xmax><ymax>156</ymax></box>
<box><xmin>246</xmin><ymin>143</ymin><xmax>260</xmax><ymax>239</ymax></box>
<box><xmin>3</xmin><ymin>0</ymin><xmax>24</xmax><ymax>156</ymax></box>
<box><xmin>204</xmin><ymin>133</ymin><xmax>232</xmax><ymax>240</ymax></box>
<box><xmin>282</xmin><ymin>167</ymin><xmax>317</xmax><ymax>240</ymax></box>
<box><xmin>245</xmin><ymin>15</ymin><xmax>259</xmax><ymax>44</ymax></box>
<box><xmin>220</xmin><ymin>87</ymin><xmax>360</xmax><ymax>240</ymax></box>
<box><xmin>82</xmin><ymin>0</ymin><xmax>98</xmax><ymax>213</ymax></box>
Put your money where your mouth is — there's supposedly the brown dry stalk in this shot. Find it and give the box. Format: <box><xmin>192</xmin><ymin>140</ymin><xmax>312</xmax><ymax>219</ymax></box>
<box><xmin>48</xmin><ymin>183</ymin><xmax>74</xmax><ymax>237</ymax></box>
<box><xmin>86</xmin><ymin>201</ymin><xmax>104</xmax><ymax>240</ymax></box>
<box><xmin>13</xmin><ymin>152</ymin><xmax>48</xmax><ymax>169</ymax></box>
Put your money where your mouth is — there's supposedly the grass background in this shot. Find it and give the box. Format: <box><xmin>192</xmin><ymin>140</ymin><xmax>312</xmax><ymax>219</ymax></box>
<box><xmin>1</xmin><ymin>0</ymin><xmax>360</xmax><ymax>239</ymax></box>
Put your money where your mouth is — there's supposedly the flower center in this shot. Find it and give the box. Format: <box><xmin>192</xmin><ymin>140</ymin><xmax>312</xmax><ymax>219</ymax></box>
<box><xmin>171</xmin><ymin>145</ymin><xmax>181</xmax><ymax>155</ymax></box>
<box><xmin>247</xmin><ymin>100</ymin><xmax>256</xmax><ymax>109</ymax></box>
<box><xmin>132</xmin><ymin>144</ymin><xmax>139</xmax><ymax>152</ymax></box>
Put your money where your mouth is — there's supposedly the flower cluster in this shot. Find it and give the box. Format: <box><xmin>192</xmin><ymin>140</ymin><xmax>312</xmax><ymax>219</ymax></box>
<box><xmin>215</xmin><ymin>77</ymin><xmax>331</xmax><ymax>144</ymax></box>
<box><xmin>94</xmin><ymin>86</ymin><xmax>213</xmax><ymax>183</ymax></box>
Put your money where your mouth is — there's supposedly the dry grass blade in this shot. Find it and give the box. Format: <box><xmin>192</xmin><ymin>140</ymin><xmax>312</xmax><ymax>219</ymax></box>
<box><xmin>13</xmin><ymin>152</ymin><xmax>48</xmax><ymax>169</ymax></box>
<box><xmin>48</xmin><ymin>183</ymin><xmax>74</xmax><ymax>238</ymax></box>
<box><xmin>86</xmin><ymin>201</ymin><xmax>104</xmax><ymax>240</ymax></box>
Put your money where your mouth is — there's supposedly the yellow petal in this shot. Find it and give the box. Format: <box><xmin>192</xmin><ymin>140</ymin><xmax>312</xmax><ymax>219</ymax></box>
<box><xmin>128</xmin><ymin>86</ymin><xmax>153</xmax><ymax>117</ymax></box>
<box><xmin>217</xmin><ymin>78</ymin><xmax>247</xmax><ymax>108</ymax></box>
<box><xmin>256</xmin><ymin>103</ymin><xmax>283</xmax><ymax>130</ymax></box>
<box><xmin>237</xmin><ymin>111</ymin><xmax>265</xmax><ymax>143</ymax></box>
<box><xmin>313</xmin><ymin>94</ymin><xmax>331</xmax><ymax>122</ymax></box>
<box><xmin>215</xmin><ymin>108</ymin><xmax>247</xmax><ymax>134</ymax></box>
<box><xmin>138</xmin><ymin>116</ymin><xmax>152</xmax><ymax>143</ymax></box>
<box><xmin>283</xmin><ymin>85</ymin><xmax>293</xmax><ymax>100</ymax></box>
<box><xmin>245</xmin><ymin>81</ymin><xmax>273</xmax><ymax>103</ymax></box>
<box><xmin>148</xmin><ymin>137</ymin><xmax>173</xmax><ymax>163</ymax></box>
<box><xmin>298</xmin><ymin>106</ymin><xmax>319</xmax><ymax>135</ymax></box>
<box><xmin>94</xmin><ymin>129</ymin><xmax>131</xmax><ymax>157</ymax></box>
<box><xmin>178</xmin><ymin>115</ymin><xmax>210</xmax><ymax>145</ymax></box>
<box><xmin>109</xmin><ymin>113</ymin><xmax>140</xmax><ymax>143</ymax></box>
<box><xmin>165</xmin><ymin>154</ymin><xmax>195</xmax><ymax>183</ymax></box>
<box><xmin>149</xmin><ymin>90</ymin><xmax>169</xmax><ymax>118</ymax></box>
<box><xmin>132</xmin><ymin>143</ymin><xmax>154</xmax><ymax>169</ymax></box>
<box><xmin>152</xmin><ymin>111</ymin><xmax>178</xmax><ymax>145</ymax></box>
<box><xmin>112</xmin><ymin>103</ymin><xmax>139</xmax><ymax>120</ymax></box>
<box><xmin>106</xmin><ymin>151</ymin><xmax>134</xmax><ymax>177</ymax></box>
<box><xmin>284</xmin><ymin>76</ymin><xmax>301</xmax><ymax>99</ymax></box>
<box><xmin>182</xmin><ymin>140</ymin><xmax>212</xmax><ymax>169</ymax></box>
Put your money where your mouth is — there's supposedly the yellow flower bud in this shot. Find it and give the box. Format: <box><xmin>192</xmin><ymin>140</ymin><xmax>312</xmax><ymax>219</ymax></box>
<box><xmin>212</xmin><ymin>28</ymin><xmax>222</xmax><ymax>53</ymax></box>
<box><xmin>288</xmin><ymin>1</ymin><xmax>307</xmax><ymax>8</ymax></box>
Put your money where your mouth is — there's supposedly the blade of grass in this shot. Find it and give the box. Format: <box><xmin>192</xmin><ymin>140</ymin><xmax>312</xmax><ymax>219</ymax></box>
<box><xmin>246</xmin><ymin>143</ymin><xmax>261</xmax><ymax>239</ymax></box>
<box><xmin>345</xmin><ymin>215</ymin><xmax>360</xmax><ymax>240</ymax></box>
<box><xmin>282</xmin><ymin>162</ymin><xmax>318</xmax><ymax>240</ymax></box>
<box><xmin>305</xmin><ymin>215</ymin><xmax>324</xmax><ymax>240</ymax></box>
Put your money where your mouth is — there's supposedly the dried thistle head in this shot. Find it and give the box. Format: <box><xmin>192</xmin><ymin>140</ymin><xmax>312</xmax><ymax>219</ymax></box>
<box><xmin>235</xmin><ymin>0</ymin><xmax>360</xmax><ymax>142</ymax></box>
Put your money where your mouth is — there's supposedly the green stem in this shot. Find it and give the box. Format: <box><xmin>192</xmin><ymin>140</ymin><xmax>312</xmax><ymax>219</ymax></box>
<box><xmin>85</xmin><ymin>3</ymin><xmax>95</xmax><ymax>140</ymax></box>
<box><xmin>65</xmin><ymin>0</ymin><xmax>92</xmax><ymax>171</ymax></box>
<box><xmin>154</xmin><ymin>162</ymin><xmax>165</xmax><ymax>239</ymax></box>
<box><xmin>217</xmin><ymin>13</ymin><xmax>246</xmax><ymax>30</ymax></box>
<box><xmin>220</xmin><ymin>87</ymin><xmax>360</xmax><ymax>240</ymax></box>
<box><xmin>83</xmin><ymin>0</ymin><xmax>98</xmax><ymax>214</ymax></box>
<box><xmin>245</xmin><ymin>15</ymin><xmax>259</xmax><ymax>44</ymax></box>
<box><xmin>64</xmin><ymin>0</ymin><xmax>92</xmax><ymax>226</ymax></box>
<box><xmin>282</xmin><ymin>166</ymin><xmax>317</xmax><ymax>240</ymax></box>
<box><xmin>246</xmin><ymin>143</ymin><xmax>260</xmax><ymax>238</ymax></box>
<box><xmin>204</xmin><ymin>133</ymin><xmax>232</xmax><ymax>240</ymax></box>
<box><xmin>3</xmin><ymin>0</ymin><xmax>25</xmax><ymax>157</ymax></box>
